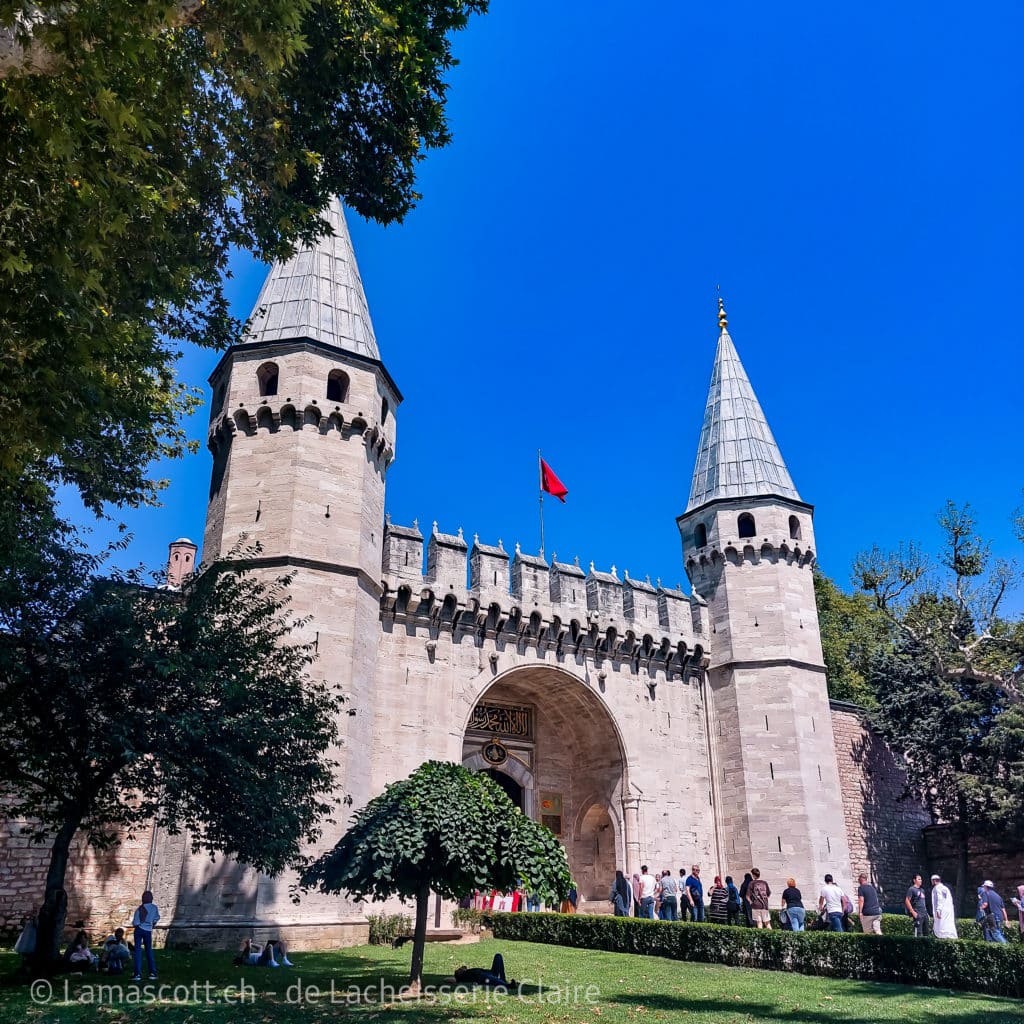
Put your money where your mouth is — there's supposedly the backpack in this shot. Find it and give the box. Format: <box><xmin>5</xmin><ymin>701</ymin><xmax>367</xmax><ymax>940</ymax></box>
<box><xmin>841</xmin><ymin>893</ymin><xmax>854</xmax><ymax>916</ymax></box>
<box><xmin>750</xmin><ymin>879</ymin><xmax>769</xmax><ymax>905</ymax></box>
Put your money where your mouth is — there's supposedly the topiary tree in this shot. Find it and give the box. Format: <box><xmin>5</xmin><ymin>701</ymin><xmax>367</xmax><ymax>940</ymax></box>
<box><xmin>301</xmin><ymin>761</ymin><xmax>572</xmax><ymax>992</ymax></box>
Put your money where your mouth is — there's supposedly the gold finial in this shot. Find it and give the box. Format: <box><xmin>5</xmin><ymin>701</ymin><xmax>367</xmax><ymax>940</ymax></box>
<box><xmin>717</xmin><ymin>294</ymin><xmax>728</xmax><ymax>332</ymax></box>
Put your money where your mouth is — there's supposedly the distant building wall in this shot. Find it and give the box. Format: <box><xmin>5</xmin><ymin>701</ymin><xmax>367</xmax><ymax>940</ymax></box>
<box><xmin>830</xmin><ymin>701</ymin><xmax>931</xmax><ymax>907</ymax></box>
<box><xmin>923</xmin><ymin>826</ymin><xmax>1024</xmax><ymax>908</ymax></box>
<box><xmin>0</xmin><ymin>814</ymin><xmax>153</xmax><ymax>942</ymax></box>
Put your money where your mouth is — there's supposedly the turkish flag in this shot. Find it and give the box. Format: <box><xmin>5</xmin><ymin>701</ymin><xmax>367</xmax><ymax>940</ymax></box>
<box><xmin>540</xmin><ymin>459</ymin><xmax>568</xmax><ymax>503</ymax></box>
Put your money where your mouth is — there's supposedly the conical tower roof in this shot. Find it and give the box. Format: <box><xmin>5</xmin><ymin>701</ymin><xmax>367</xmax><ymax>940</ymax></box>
<box><xmin>686</xmin><ymin>300</ymin><xmax>800</xmax><ymax>512</ymax></box>
<box><xmin>244</xmin><ymin>198</ymin><xmax>379</xmax><ymax>360</ymax></box>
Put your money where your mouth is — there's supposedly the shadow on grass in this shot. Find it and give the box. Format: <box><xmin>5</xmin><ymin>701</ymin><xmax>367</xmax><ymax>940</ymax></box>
<box><xmin>606</xmin><ymin>991</ymin><xmax>1022</xmax><ymax>1024</ymax></box>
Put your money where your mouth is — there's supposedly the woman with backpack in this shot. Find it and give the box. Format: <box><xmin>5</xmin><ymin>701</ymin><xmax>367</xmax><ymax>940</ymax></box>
<box><xmin>725</xmin><ymin>876</ymin><xmax>743</xmax><ymax>926</ymax></box>
<box><xmin>131</xmin><ymin>889</ymin><xmax>160</xmax><ymax>981</ymax></box>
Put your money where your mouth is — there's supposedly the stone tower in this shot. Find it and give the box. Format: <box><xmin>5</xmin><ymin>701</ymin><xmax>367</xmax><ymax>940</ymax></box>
<box><xmin>183</xmin><ymin>199</ymin><xmax>401</xmax><ymax>934</ymax></box>
<box><xmin>165</xmin><ymin>537</ymin><xmax>197</xmax><ymax>588</ymax></box>
<box><xmin>678</xmin><ymin>299</ymin><xmax>852</xmax><ymax>893</ymax></box>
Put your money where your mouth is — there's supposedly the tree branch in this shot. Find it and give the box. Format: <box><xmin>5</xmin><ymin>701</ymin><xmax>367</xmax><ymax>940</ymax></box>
<box><xmin>0</xmin><ymin>0</ymin><xmax>204</xmax><ymax>79</ymax></box>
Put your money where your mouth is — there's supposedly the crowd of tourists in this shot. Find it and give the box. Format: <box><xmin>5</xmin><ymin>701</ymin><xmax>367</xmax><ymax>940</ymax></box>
<box><xmin>609</xmin><ymin>866</ymin><xmax>1023</xmax><ymax>943</ymax></box>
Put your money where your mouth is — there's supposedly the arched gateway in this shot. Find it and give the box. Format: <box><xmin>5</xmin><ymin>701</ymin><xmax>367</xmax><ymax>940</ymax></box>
<box><xmin>461</xmin><ymin>666</ymin><xmax>628</xmax><ymax>904</ymax></box>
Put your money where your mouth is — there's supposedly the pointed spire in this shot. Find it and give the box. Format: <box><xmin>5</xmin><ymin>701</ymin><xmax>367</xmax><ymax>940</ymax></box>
<box><xmin>686</xmin><ymin>300</ymin><xmax>800</xmax><ymax>512</ymax></box>
<box><xmin>245</xmin><ymin>198</ymin><xmax>379</xmax><ymax>360</ymax></box>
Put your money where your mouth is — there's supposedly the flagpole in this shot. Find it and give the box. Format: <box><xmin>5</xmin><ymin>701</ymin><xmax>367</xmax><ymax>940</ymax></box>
<box><xmin>538</xmin><ymin>449</ymin><xmax>545</xmax><ymax>556</ymax></box>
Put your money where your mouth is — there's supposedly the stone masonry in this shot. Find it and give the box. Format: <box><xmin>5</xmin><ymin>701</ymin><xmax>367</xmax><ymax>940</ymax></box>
<box><xmin>0</xmin><ymin>204</ymin><xmax>945</xmax><ymax>946</ymax></box>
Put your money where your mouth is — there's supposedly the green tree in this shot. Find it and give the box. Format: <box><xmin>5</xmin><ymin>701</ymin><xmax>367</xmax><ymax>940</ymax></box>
<box><xmin>866</xmin><ymin>630</ymin><xmax>1020</xmax><ymax>914</ymax></box>
<box><xmin>0</xmin><ymin>497</ymin><xmax>342</xmax><ymax>971</ymax></box>
<box><xmin>813</xmin><ymin>569</ymin><xmax>892</xmax><ymax>706</ymax></box>
<box><xmin>854</xmin><ymin>501</ymin><xmax>1024</xmax><ymax>913</ymax></box>
<box><xmin>301</xmin><ymin>761</ymin><xmax>572</xmax><ymax>993</ymax></box>
<box><xmin>853</xmin><ymin>502</ymin><xmax>1022</xmax><ymax>694</ymax></box>
<box><xmin>0</xmin><ymin>0</ymin><xmax>487</xmax><ymax>513</ymax></box>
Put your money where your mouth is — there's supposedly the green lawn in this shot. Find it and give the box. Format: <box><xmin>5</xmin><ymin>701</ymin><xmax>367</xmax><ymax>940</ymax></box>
<box><xmin>1</xmin><ymin>939</ymin><xmax>1020</xmax><ymax>1024</ymax></box>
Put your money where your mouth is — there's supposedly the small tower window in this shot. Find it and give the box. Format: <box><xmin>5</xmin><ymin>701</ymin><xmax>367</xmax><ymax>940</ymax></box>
<box><xmin>381</xmin><ymin>397</ymin><xmax>389</xmax><ymax>425</ymax></box>
<box><xmin>257</xmin><ymin>361</ymin><xmax>279</xmax><ymax>397</ymax></box>
<box><xmin>789</xmin><ymin>515</ymin><xmax>801</xmax><ymax>540</ymax></box>
<box><xmin>326</xmin><ymin>369</ymin><xmax>349</xmax><ymax>403</ymax></box>
<box><xmin>738</xmin><ymin>513</ymin><xmax>756</xmax><ymax>538</ymax></box>
<box><xmin>212</xmin><ymin>383</ymin><xmax>226</xmax><ymax>415</ymax></box>
<box><xmin>693</xmin><ymin>523</ymin><xmax>707</xmax><ymax>548</ymax></box>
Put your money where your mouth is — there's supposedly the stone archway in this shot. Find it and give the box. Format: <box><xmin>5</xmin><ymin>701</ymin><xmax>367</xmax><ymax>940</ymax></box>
<box><xmin>575</xmin><ymin>805</ymin><xmax>617</xmax><ymax>904</ymax></box>
<box><xmin>462</xmin><ymin>666</ymin><xmax>628</xmax><ymax>903</ymax></box>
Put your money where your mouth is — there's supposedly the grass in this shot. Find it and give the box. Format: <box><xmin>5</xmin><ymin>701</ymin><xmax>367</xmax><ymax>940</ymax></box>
<box><xmin>1</xmin><ymin>939</ymin><xmax>1021</xmax><ymax>1024</ymax></box>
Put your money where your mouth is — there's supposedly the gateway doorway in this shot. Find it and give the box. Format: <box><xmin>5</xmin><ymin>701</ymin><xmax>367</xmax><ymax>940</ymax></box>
<box><xmin>463</xmin><ymin>666</ymin><xmax>627</xmax><ymax>902</ymax></box>
<box><xmin>484</xmin><ymin>768</ymin><xmax>524</xmax><ymax>811</ymax></box>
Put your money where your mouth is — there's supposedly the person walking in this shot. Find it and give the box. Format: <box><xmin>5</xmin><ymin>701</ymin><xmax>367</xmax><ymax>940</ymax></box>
<box><xmin>725</xmin><ymin>876</ymin><xmax>742</xmax><ymax>926</ymax></box>
<box><xmin>930</xmin><ymin>874</ymin><xmax>957</xmax><ymax>939</ymax></box>
<box><xmin>781</xmin><ymin>878</ymin><xmax>805</xmax><ymax>931</ymax></box>
<box><xmin>739</xmin><ymin>872</ymin><xmax>754</xmax><ymax>927</ymax></box>
<box><xmin>131</xmin><ymin>889</ymin><xmax>160</xmax><ymax>981</ymax></box>
<box><xmin>638</xmin><ymin>865</ymin><xmax>657</xmax><ymax>919</ymax></box>
<box><xmin>904</xmin><ymin>874</ymin><xmax>930</xmax><ymax>938</ymax></box>
<box><xmin>611</xmin><ymin>870</ymin><xmax>631</xmax><ymax>916</ymax></box>
<box><xmin>708</xmin><ymin>876</ymin><xmax>729</xmax><ymax>925</ymax></box>
<box><xmin>856</xmin><ymin>874</ymin><xmax>883</xmax><ymax>935</ymax></box>
<box><xmin>658</xmin><ymin>870</ymin><xmax>679</xmax><ymax>921</ymax></box>
<box><xmin>818</xmin><ymin>874</ymin><xmax>846</xmax><ymax>932</ymax></box>
<box><xmin>980</xmin><ymin>881</ymin><xmax>1009</xmax><ymax>944</ymax></box>
<box><xmin>676</xmin><ymin>868</ymin><xmax>692</xmax><ymax>920</ymax></box>
<box><xmin>685</xmin><ymin>866</ymin><xmax>705</xmax><ymax>923</ymax></box>
<box><xmin>1011</xmin><ymin>884</ymin><xmax>1024</xmax><ymax>936</ymax></box>
<box><xmin>748</xmin><ymin>868</ymin><xmax>771</xmax><ymax>929</ymax></box>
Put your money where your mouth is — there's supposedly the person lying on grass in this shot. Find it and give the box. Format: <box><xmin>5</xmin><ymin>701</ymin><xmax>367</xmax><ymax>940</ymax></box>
<box><xmin>446</xmin><ymin>953</ymin><xmax>517</xmax><ymax>990</ymax></box>
<box><xmin>233</xmin><ymin>938</ymin><xmax>294</xmax><ymax>967</ymax></box>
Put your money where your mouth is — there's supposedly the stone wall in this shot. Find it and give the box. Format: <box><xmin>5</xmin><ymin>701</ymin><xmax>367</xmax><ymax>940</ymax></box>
<box><xmin>830</xmin><ymin>702</ymin><xmax>931</xmax><ymax>907</ymax></box>
<box><xmin>0</xmin><ymin>817</ymin><xmax>154</xmax><ymax>942</ymax></box>
<box><xmin>923</xmin><ymin>825</ymin><xmax>1024</xmax><ymax>908</ymax></box>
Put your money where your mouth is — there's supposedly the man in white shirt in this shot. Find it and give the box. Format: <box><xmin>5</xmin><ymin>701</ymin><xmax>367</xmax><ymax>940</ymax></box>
<box><xmin>638</xmin><ymin>865</ymin><xmax>657</xmax><ymax>919</ymax></box>
<box><xmin>818</xmin><ymin>873</ymin><xmax>846</xmax><ymax>932</ymax></box>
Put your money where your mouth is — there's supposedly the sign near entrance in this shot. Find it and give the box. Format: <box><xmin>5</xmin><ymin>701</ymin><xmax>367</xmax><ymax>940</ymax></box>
<box><xmin>468</xmin><ymin>702</ymin><xmax>533</xmax><ymax>739</ymax></box>
<box><xmin>481</xmin><ymin>740</ymin><xmax>508</xmax><ymax>766</ymax></box>
<box><xmin>540</xmin><ymin>791</ymin><xmax>563</xmax><ymax>836</ymax></box>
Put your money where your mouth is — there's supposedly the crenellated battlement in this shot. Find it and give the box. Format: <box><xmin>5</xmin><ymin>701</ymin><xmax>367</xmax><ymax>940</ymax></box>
<box><xmin>685</xmin><ymin>536</ymin><xmax>816</xmax><ymax>576</ymax></box>
<box><xmin>207</xmin><ymin>400</ymin><xmax>395</xmax><ymax>470</ymax></box>
<box><xmin>381</xmin><ymin>519</ymin><xmax>709</xmax><ymax>678</ymax></box>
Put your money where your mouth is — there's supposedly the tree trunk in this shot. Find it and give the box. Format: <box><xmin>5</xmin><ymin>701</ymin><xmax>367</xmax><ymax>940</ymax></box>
<box><xmin>30</xmin><ymin>817</ymin><xmax>79</xmax><ymax>974</ymax></box>
<box><xmin>407</xmin><ymin>884</ymin><xmax>431</xmax><ymax>995</ymax></box>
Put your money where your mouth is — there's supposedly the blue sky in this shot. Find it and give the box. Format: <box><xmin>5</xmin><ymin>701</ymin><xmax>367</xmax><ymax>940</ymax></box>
<box><xmin>69</xmin><ymin>1</ymin><xmax>1023</xmax><ymax>609</ymax></box>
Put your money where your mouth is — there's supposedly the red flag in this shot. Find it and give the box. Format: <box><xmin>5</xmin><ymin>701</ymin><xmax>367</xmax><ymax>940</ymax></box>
<box><xmin>540</xmin><ymin>458</ymin><xmax>568</xmax><ymax>503</ymax></box>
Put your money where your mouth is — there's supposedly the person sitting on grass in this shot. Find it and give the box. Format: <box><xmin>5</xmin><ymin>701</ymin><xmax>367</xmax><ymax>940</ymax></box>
<box><xmin>234</xmin><ymin>938</ymin><xmax>294</xmax><ymax>967</ymax></box>
<box><xmin>100</xmin><ymin>928</ymin><xmax>132</xmax><ymax>974</ymax></box>
<box><xmin>450</xmin><ymin>953</ymin><xmax>517</xmax><ymax>990</ymax></box>
<box><xmin>68</xmin><ymin>934</ymin><xmax>98</xmax><ymax>971</ymax></box>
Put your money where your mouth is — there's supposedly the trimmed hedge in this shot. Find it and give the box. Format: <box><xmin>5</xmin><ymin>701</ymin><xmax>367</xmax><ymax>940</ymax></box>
<box><xmin>763</xmin><ymin>908</ymin><xmax>1020</xmax><ymax>941</ymax></box>
<box><xmin>485</xmin><ymin>912</ymin><xmax>1024</xmax><ymax>998</ymax></box>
